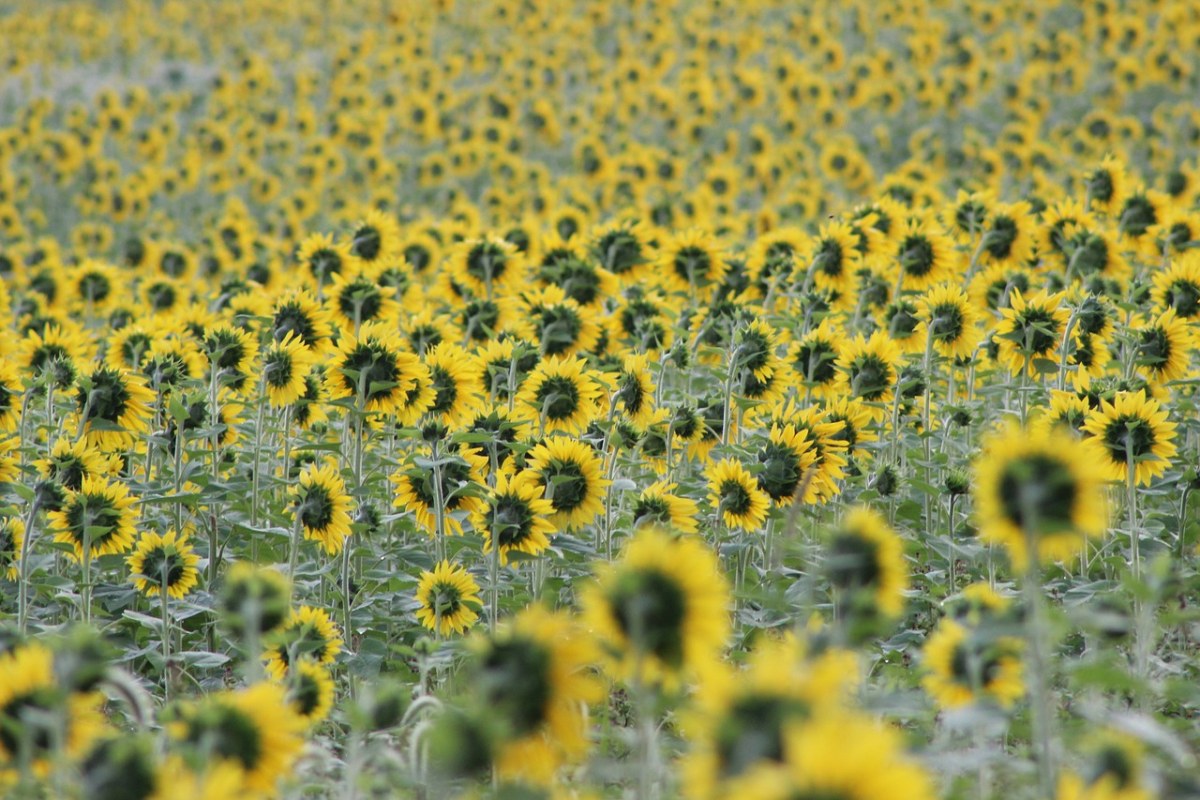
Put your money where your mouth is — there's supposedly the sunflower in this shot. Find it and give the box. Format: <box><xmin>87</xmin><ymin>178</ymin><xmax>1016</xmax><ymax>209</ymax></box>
<box><xmin>169</xmin><ymin>682</ymin><xmax>304</xmax><ymax>794</ymax></box>
<box><xmin>276</xmin><ymin>659</ymin><xmax>335</xmax><ymax>727</ymax></box>
<box><xmin>589</xmin><ymin>220</ymin><xmax>653</xmax><ymax>282</ymax></box>
<box><xmin>820</xmin><ymin>396</ymin><xmax>879</xmax><ymax>463</ymax></box>
<box><xmin>326</xmin><ymin>270</ymin><xmax>398</xmax><ymax>333</ymax></box>
<box><xmin>74</xmin><ymin>364</ymin><xmax>156</xmax><ymax>450</ymax></box>
<box><xmin>1131</xmin><ymin>307</ymin><xmax>1195</xmax><ymax>383</ymax></box>
<box><xmin>974</xmin><ymin>421</ymin><xmax>1109</xmax><ymax>568</ymax></box>
<box><xmin>261</xmin><ymin>332</ymin><xmax>316</xmax><ymax>407</ymax></box>
<box><xmin>450</xmin><ymin>235</ymin><xmax>523</xmax><ymax>298</ymax></box>
<box><xmin>0</xmin><ymin>642</ymin><xmax>108</xmax><ymax>773</ymax></box>
<box><xmin>788</xmin><ymin>320</ymin><xmax>843</xmax><ymax>398</ymax></box>
<box><xmin>802</xmin><ymin>220</ymin><xmax>859</xmax><ymax>296</ymax></box>
<box><xmin>610</xmin><ymin>352</ymin><xmax>657</xmax><ymax>427</ymax></box>
<box><xmin>127</xmin><ymin>528</ymin><xmax>200</xmax><ymax>599</ymax></box>
<box><xmin>33</xmin><ymin>437</ymin><xmax>112</xmax><ymax>511</ymax></box>
<box><xmin>979</xmin><ymin>201</ymin><xmax>1036</xmax><ymax>267</ymax></box>
<box><xmin>922</xmin><ymin>619</ymin><xmax>1025</xmax><ymax>710</ymax></box>
<box><xmin>1038</xmin><ymin>389</ymin><xmax>1093</xmax><ymax>434</ymax></box>
<box><xmin>347</xmin><ymin>208</ymin><xmax>403</xmax><ymax>266</ymax></box>
<box><xmin>837</xmin><ymin>331</ymin><xmax>903</xmax><ymax>415</ymax></box>
<box><xmin>66</xmin><ymin>259</ymin><xmax>122</xmax><ymax>311</ymax></box>
<box><xmin>632</xmin><ymin>480</ymin><xmax>699</xmax><ymax>535</ymax></box>
<box><xmin>416</xmin><ymin>560</ymin><xmax>483</xmax><ymax>635</ymax></box>
<box><xmin>582</xmin><ymin>526</ymin><xmax>729</xmax><ymax>687</ymax></box>
<box><xmin>324</xmin><ymin>321</ymin><xmax>418</xmax><ymax>415</ymax></box>
<box><xmin>201</xmin><ymin>323</ymin><xmax>259</xmax><ymax>393</ymax></box>
<box><xmin>754</xmin><ymin>425</ymin><xmax>818</xmax><ymax>507</ymax></box>
<box><xmin>683</xmin><ymin>635</ymin><xmax>860</xmax><ymax>798</ymax></box>
<box><xmin>421</xmin><ymin>342</ymin><xmax>483</xmax><ymax>428</ymax></box>
<box><xmin>1082</xmin><ymin>391</ymin><xmax>1178</xmax><ymax>486</ymax></box>
<box><xmin>264</xmin><ymin>605</ymin><xmax>344</xmax><ymax>677</ymax></box>
<box><xmin>994</xmin><ymin>288</ymin><xmax>1071</xmax><ymax>377</ymax></box>
<box><xmin>519</xmin><ymin>285</ymin><xmax>601</xmax><ymax>358</ymax></box>
<box><xmin>217</xmin><ymin>562</ymin><xmax>291</xmax><ymax>641</ymax></box>
<box><xmin>706</xmin><ymin>458</ymin><xmax>770</xmax><ymax>531</ymax></box>
<box><xmin>105</xmin><ymin>323</ymin><xmax>156</xmax><ymax>372</ymax></box>
<box><xmin>469</xmin><ymin>605</ymin><xmax>601</xmax><ymax>784</ymax></box>
<box><xmin>825</xmin><ymin>506</ymin><xmax>908</xmax><ymax>619</ymax></box>
<box><xmin>47</xmin><ymin>475</ymin><xmax>138</xmax><ymax>560</ymax></box>
<box><xmin>391</xmin><ymin>445</ymin><xmax>488</xmax><ymax>537</ymax></box>
<box><xmin>291</xmin><ymin>460</ymin><xmax>353</xmax><ymax>555</ymax></box>
<box><xmin>656</xmin><ymin>228</ymin><xmax>726</xmax><ymax>296</ymax></box>
<box><xmin>141</xmin><ymin>336</ymin><xmax>204</xmax><ymax>396</ymax></box>
<box><xmin>524</xmin><ymin>437</ymin><xmax>608</xmax><ymax>530</ymax></box>
<box><xmin>918</xmin><ymin>283</ymin><xmax>981</xmax><ymax>359</ymax></box>
<box><xmin>476</xmin><ymin>469</ymin><xmax>557</xmax><ymax>565</ymax></box>
<box><xmin>1083</xmin><ymin>155</ymin><xmax>1129</xmax><ymax>217</ymax></box>
<box><xmin>724</xmin><ymin>713</ymin><xmax>934</xmax><ymax>800</ymax></box>
<box><xmin>892</xmin><ymin>217</ymin><xmax>957</xmax><ymax>291</ymax></box>
<box><xmin>514</xmin><ymin>355</ymin><xmax>602</xmax><ymax>436</ymax></box>
<box><xmin>1151</xmin><ymin>251</ymin><xmax>1200</xmax><ymax>320</ymax></box>
<box><xmin>0</xmin><ymin>515</ymin><xmax>24</xmax><ymax>580</ymax></box>
<box><xmin>271</xmin><ymin>288</ymin><xmax>334</xmax><ymax>349</ymax></box>
<box><xmin>0</xmin><ymin>362</ymin><xmax>22</xmax><ymax>431</ymax></box>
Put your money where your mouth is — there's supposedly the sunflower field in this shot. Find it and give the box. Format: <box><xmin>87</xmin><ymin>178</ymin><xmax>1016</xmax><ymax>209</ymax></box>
<box><xmin>2</xmin><ymin>0</ymin><xmax>1200</xmax><ymax>798</ymax></box>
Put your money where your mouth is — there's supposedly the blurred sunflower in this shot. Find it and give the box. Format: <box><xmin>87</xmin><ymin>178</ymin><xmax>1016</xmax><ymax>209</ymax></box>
<box><xmin>582</xmin><ymin>526</ymin><xmax>729</xmax><ymax>687</ymax></box>
<box><xmin>974</xmin><ymin>421</ymin><xmax>1108</xmax><ymax>567</ymax></box>
<box><xmin>922</xmin><ymin>619</ymin><xmax>1025</xmax><ymax>709</ymax></box>
<box><xmin>264</xmin><ymin>605</ymin><xmax>344</xmax><ymax>678</ymax></box>
<box><xmin>825</xmin><ymin>506</ymin><xmax>908</xmax><ymax>619</ymax></box>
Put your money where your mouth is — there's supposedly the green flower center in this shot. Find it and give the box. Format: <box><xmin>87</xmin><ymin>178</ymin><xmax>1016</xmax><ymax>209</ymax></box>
<box><xmin>997</xmin><ymin>453</ymin><xmax>1078</xmax><ymax>532</ymax></box>
<box><xmin>609</xmin><ymin>567</ymin><xmax>687</xmax><ymax>666</ymax></box>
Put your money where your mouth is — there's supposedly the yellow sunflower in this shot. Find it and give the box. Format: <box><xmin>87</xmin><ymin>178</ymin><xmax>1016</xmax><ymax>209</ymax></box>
<box><xmin>291</xmin><ymin>460</ymin><xmax>354</xmax><ymax>555</ymax></box>
<box><xmin>524</xmin><ymin>436</ymin><xmax>608</xmax><ymax>530</ymax></box>
<box><xmin>994</xmin><ymin>288</ymin><xmax>1071</xmax><ymax>377</ymax></box>
<box><xmin>974</xmin><ymin>420</ymin><xmax>1109</xmax><ymax>568</ymax></box>
<box><xmin>261</xmin><ymin>332</ymin><xmax>316</xmax><ymax>407</ymax></box>
<box><xmin>416</xmin><ymin>559</ymin><xmax>483</xmax><ymax>635</ymax></box>
<box><xmin>1081</xmin><ymin>391</ymin><xmax>1178</xmax><ymax>487</ymax></box>
<box><xmin>392</xmin><ymin>445</ymin><xmax>488</xmax><ymax>537</ymax></box>
<box><xmin>922</xmin><ymin>619</ymin><xmax>1025</xmax><ymax>710</ymax></box>
<box><xmin>47</xmin><ymin>475</ymin><xmax>138</xmax><ymax>560</ymax></box>
<box><xmin>476</xmin><ymin>469</ymin><xmax>557</xmax><ymax>565</ymax></box>
<box><xmin>582</xmin><ymin>526</ymin><xmax>729</xmax><ymax>687</ymax></box>
<box><xmin>264</xmin><ymin>605</ymin><xmax>344</xmax><ymax>678</ymax></box>
<box><xmin>127</xmin><ymin>528</ymin><xmax>201</xmax><ymax>599</ymax></box>
<box><xmin>632</xmin><ymin>480</ymin><xmax>700</xmax><ymax>535</ymax></box>
<box><xmin>514</xmin><ymin>355</ymin><xmax>603</xmax><ymax>436</ymax></box>
<box><xmin>706</xmin><ymin>458</ymin><xmax>771</xmax><ymax>531</ymax></box>
<box><xmin>826</xmin><ymin>506</ymin><xmax>908</xmax><ymax>619</ymax></box>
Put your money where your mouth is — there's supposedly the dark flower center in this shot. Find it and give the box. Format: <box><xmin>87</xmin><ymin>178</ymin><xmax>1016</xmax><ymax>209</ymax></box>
<box><xmin>997</xmin><ymin>454</ymin><xmax>1078</xmax><ymax>532</ymax></box>
<box><xmin>609</xmin><ymin>568</ymin><xmax>687</xmax><ymax>666</ymax></box>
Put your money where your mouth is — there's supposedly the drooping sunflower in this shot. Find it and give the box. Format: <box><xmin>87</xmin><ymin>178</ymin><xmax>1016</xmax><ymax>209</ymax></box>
<box><xmin>391</xmin><ymin>445</ymin><xmax>488</xmax><ymax>537</ymax></box>
<box><xmin>217</xmin><ymin>562</ymin><xmax>291</xmax><ymax>641</ymax></box>
<box><xmin>324</xmin><ymin>321</ymin><xmax>417</xmax><ymax>415</ymax></box>
<box><xmin>514</xmin><ymin>355</ymin><xmax>603</xmax><ymax>436</ymax></box>
<box><xmin>724</xmin><ymin>713</ymin><xmax>934</xmax><ymax>800</ymax></box>
<box><xmin>261</xmin><ymin>332</ymin><xmax>316</xmax><ymax>408</ymax></box>
<box><xmin>47</xmin><ymin>475</ymin><xmax>138</xmax><ymax>560</ymax></box>
<box><xmin>416</xmin><ymin>560</ymin><xmax>483</xmax><ymax>636</ymax></box>
<box><xmin>1131</xmin><ymin>307</ymin><xmax>1195</xmax><ymax>384</ymax></box>
<box><xmin>993</xmin><ymin>288</ymin><xmax>1071</xmax><ymax>377</ymax></box>
<box><xmin>290</xmin><ymin>460</ymin><xmax>354</xmax><ymax>556</ymax></box>
<box><xmin>922</xmin><ymin>619</ymin><xmax>1025</xmax><ymax>710</ymax></box>
<box><xmin>469</xmin><ymin>605</ymin><xmax>602</xmax><ymax>784</ymax></box>
<box><xmin>837</xmin><ymin>331</ymin><xmax>903</xmax><ymax>415</ymax></box>
<box><xmin>264</xmin><ymin>605</ymin><xmax>344</xmax><ymax>677</ymax></box>
<box><xmin>476</xmin><ymin>469</ymin><xmax>557</xmax><ymax>565</ymax></box>
<box><xmin>1081</xmin><ymin>391</ymin><xmax>1178</xmax><ymax>487</ymax></box>
<box><xmin>706</xmin><ymin>458</ymin><xmax>771</xmax><ymax>531</ymax></box>
<box><xmin>825</xmin><ymin>506</ymin><xmax>908</xmax><ymax>619</ymax></box>
<box><xmin>127</xmin><ymin>528</ymin><xmax>200</xmax><ymax>599</ymax></box>
<box><xmin>632</xmin><ymin>480</ymin><xmax>699</xmax><ymax>535</ymax></box>
<box><xmin>582</xmin><ymin>526</ymin><xmax>729</xmax><ymax>687</ymax></box>
<box><xmin>974</xmin><ymin>421</ymin><xmax>1108</xmax><ymax>568</ymax></box>
<box><xmin>523</xmin><ymin>437</ymin><xmax>608</xmax><ymax>530</ymax></box>
<box><xmin>169</xmin><ymin>682</ymin><xmax>305</xmax><ymax>794</ymax></box>
<box><xmin>200</xmin><ymin>323</ymin><xmax>259</xmax><ymax>393</ymax></box>
<box><xmin>918</xmin><ymin>283</ymin><xmax>981</xmax><ymax>360</ymax></box>
<box><xmin>74</xmin><ymin>364</ymin><xmax>156</xmax><ymax>450</ymax></box>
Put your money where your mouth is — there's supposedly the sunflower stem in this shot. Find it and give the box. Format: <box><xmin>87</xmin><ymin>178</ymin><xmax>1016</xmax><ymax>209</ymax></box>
<box><xmin>16</xmin><ymin>496</ymin><xmax>40</xmax><ymax>634</ymax></box>
<box><xmin>160</xmin><ymin>562</ymin><xmax>172</xmax><ymax>702</ymax></box>
<box><xmin>1019</xmin><ymin>488</ymin><xmax>1057</xmax><ymax>798</ymax></box>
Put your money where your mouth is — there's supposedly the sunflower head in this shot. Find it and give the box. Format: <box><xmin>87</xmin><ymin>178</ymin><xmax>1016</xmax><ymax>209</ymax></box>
<box><xmin>416</xmin><ymin>560</ymin><xmax>482</xmax><ymax>636</ymax></box>
<box><xmin>825</xmin><ymin>506</ymin><xmax>908</xmax><ymax>634</ymax></box>
<box><xmin>218</xmin><ymin>562</ymin><xmax>291</xmax><ymax>640</ymax></box>
<box><xmin>127</xmin><ymin>528</ymin><xmax>201</xmax><ymax>599</ymax></box>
